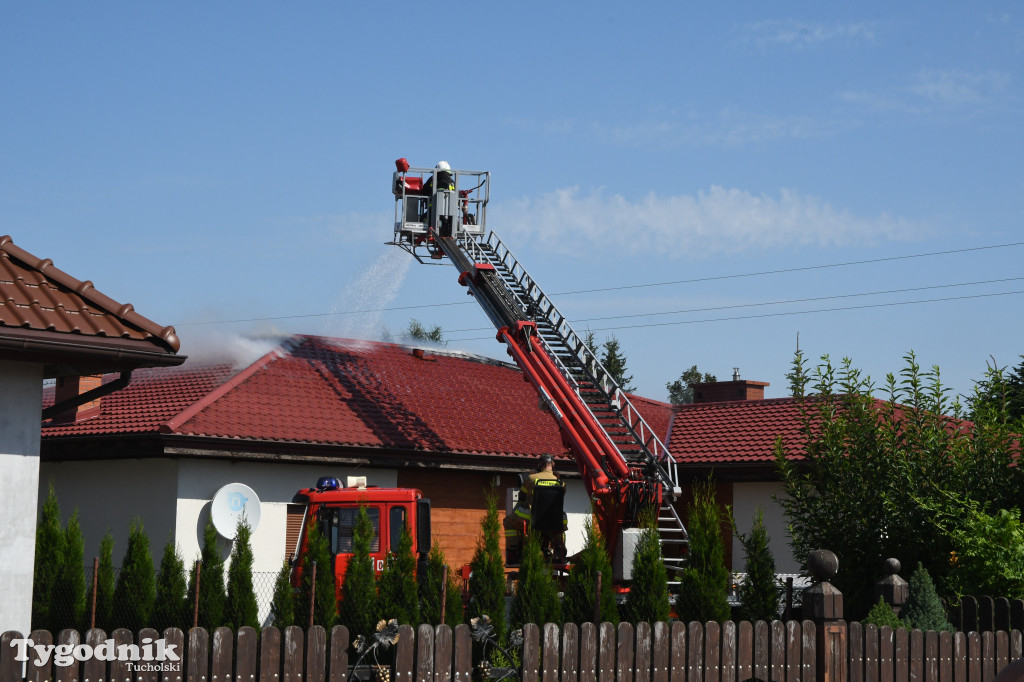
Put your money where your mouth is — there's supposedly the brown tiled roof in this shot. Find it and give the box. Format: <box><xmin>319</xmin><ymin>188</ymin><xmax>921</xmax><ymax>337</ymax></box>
<box><xmin>0</xmin><ymin>235</ymin><xmax>185</xmax><ymax>376</ymax></box>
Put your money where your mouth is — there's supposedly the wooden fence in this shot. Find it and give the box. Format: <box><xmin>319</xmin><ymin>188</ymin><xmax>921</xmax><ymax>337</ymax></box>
<box><xmin>948</xmin><ymin>598</ymin><xmax>1024</xmax><ymax>635</ymax></box>
<box><xmin>3</xmin><ymin>621</ymin><xmax>1022</xmax><ymax>682</ymax></box>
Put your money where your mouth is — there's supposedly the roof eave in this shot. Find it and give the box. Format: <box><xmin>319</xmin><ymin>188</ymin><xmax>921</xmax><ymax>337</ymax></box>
<box><xmin>0</xmin><ymin>327</ymin><xmax>186</xmax><ymax>378</ymax></box>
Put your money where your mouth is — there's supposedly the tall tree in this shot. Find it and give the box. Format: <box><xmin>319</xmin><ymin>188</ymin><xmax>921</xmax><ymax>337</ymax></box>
<box><xmin>467</xmin><ymin>492</ymin><xmax>507</xmax><ymax>641</ymax></box>
<box><xmin>153</xmin><ymin>534</ymin><xmax>190</xmax><ymax>632</ymax></box>
<box><xmin>601</xmin><ymin>335</ymin><xmax>636</xmax><ymax>392</ymax></box>
<box><xmin>407</xmin><ymin>318</ymin><xmax>444</xmax><ymax>343</ymax></box>
<box><xmin>666</xmin><ymin>365</ymin><xmax>717</xmax><ymax>405</ymax></box>
<box><xmin>113</xmin><ymin>518</ymin><xmax>156</xmax><ymax>632</ymax></box>
<box><xmin>378</xmin><ymin>523</ymin><xmax>420</xmax><ymax>626</ymax></box>
<box><xmin>510</xmin><ymin>533</ymin><xmax>561</xmax><ymax>629</ymax></box>
<box><xmin>969</xmin><ymin>355</ymin><xmax>1024</xmax><ymax>425</ymax></box>
<box><xmin>562</xmin><ymin>518</ymin><xmax>618</xmax><ymax>625</ymax></box>
<box><xmin>189</xmin><ymin>520</ymin><xmax>226</xmax><ymax>629</ymax></box>
<box><xmin>675</xmin><ymin>480</ymin><xmax>730</xmax><ymax>624</ymax></box>
<box><xmin>53</xmin><ymin>509</ymin><xmax>87</xmax><ymax>631</ymax></box>
<box><xmin>775</xmin><ymin>352</ymin><xmax>1024</xmax><ymax>618</ymax></box>
<box><xmin>337</xmin><ymin>507</ymin><xmax>378</xmax><ymax>635</ymax></box>
<box><xmin>32</xmin><ymin>483</ymin><xmax>64</xmax><ymax>631</ymax></box>
<box><xmin>225</xmin><ymin>518</ymin><xmax>260</xmax><ymax>629</ymax></box>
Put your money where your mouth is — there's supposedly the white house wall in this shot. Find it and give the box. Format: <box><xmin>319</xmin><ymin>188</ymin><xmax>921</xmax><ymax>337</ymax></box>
<box><xmin>0</xmin><ymin>360</ymin><xmax>44</xmax><ymax>634</ymax></box>
<box><xmin>563</xmin><ymin>479</ymin><xmax>591</xmax><ymax>556</ymax></box>
<box><xmin>38</xmin><ymin>457</ymin><xmax>179</xmax><ymax>572</ymax></box>
<box><xmin>730</xmin><ymin>481</ymin><xmax>800</xmax><ymax>574</ymax></box>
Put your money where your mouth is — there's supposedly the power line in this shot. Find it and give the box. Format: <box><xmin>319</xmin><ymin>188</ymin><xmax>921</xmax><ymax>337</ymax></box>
<box><xmin>442</xmin><ymin>276</ymin><xmax>1024</xmax><ymax>333</ymax></box>
<box><xmin>444</xmin><ymin>289</ymin><xmax>1024</xmax><ymax>342</ymax></box>
<box><xmin>173</xmin><ymin>240</ymin><xmax>1024</xmax><ymax>327</ymax></box>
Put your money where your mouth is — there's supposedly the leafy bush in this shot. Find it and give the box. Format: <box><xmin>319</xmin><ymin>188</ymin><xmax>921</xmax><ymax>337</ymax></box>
<box><xmin>903</xmin><ymin>563</ymin><xmax>953</xmax><ymax>632</ymax></box>
<box><xmin>675</xmin><ymin>480</ymin><xmax>730</xmax><ymax>624</ymax></box>
<box><xmin>733</xmin><ymin>508</ymin><xmax>781</xmax><ymax>622</ymax></box>
<box><xmin>337</xmin><ymin>507</ymin><xmax>377</xmax><ymax>635</ymax></box>
<box><xmin>378</xmin><ymin>523</ymin><xmax>420</xmax><ymax>626</ymax></box>
<box><xmin>113</xmin><ymin>518</ymin><xmax>156</xmax><ymax>632</ymax></box>
<box><xmin>153</xmin><ymin>534</ymin><xmax>190</xmax><ymax>631</ymax></box>
<box><xmin>467</xmin><ymin>492</ymin><xmax>507</xmax><ymax>641</ymax></box>
<box><xmin>510</xmin><ymin>532</ymin><xmax>561</xmax><ymax>629</ymax></box>
<box><xmin>863</xmin><ymin>596</ymin><xmax>903</xmax><ymax>629</ymax></box>
<box><xmin>623</xmin><ymin>513</ymin><xmax>669</xmax><ymax>624</ymax></box>
<box><xmin>225</xmin><ymin>518</ymin><xmax>260</xmax><ymax>629</ymax></box>
<box><xmin>562</xmin><ymin>517</ymin><xmax>618</xmax><ymax>625</ymax></box>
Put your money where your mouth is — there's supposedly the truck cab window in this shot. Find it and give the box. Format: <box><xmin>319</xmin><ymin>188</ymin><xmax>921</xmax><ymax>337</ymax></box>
<box><xmin>319</xmin><ymin>507</ymin><xmax>380</xmax><ymax>555</ymax></box>
<box><xmin>389</xmin><ymin>506</ymin><xmax>406</xmax><ymax>552</ymax></box>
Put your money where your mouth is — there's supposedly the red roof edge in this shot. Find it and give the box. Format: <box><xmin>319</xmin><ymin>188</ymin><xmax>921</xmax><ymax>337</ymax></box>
<box><xmin>0</xmin><ymin>235</ymin><xmax>181</xmax><ymax>352</ymax></box>
<box><xmin>158</xmin><ymin>343</ymin><xmax>288</xmax><ymax>434</ymax></box>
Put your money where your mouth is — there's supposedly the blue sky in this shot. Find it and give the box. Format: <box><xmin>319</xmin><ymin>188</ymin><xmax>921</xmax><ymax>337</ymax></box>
<box><xmin>4</xmin><ymin>3</ymin><xmax>1022</xmax><ymax>404</ymax></box>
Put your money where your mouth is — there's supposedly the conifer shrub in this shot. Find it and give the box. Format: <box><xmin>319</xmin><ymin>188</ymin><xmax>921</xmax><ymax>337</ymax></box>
<box><xmin>378</xmin><ymin>523</ymin><xmax>420</xmax><ymax>626</ymax></box>
<box><xmin>467</xmin><ymin>492</ymin><xmax>508</xmax><ymax>641</ymax></box>
<box><xmin>53</xmin><ymin>509</ymin><xmax>87</xmax><ymax>631</ymax></box>
<box><xmin>269</xmin><ymin>560</ymin><xmax>295</xmax><ymax>628</ymax></box>
<box><xmin>419</xmin><ymin>542</ymin><xmax>449</xmax><ymax>626</ymax></box>
<box><xmin>675</xmin><ymin>480</ymin><xmax>731</xmax><ymax>624</ymax></box>
<box><xmin>153</xmin><ymin>534</ymin><xmax>190</xmax><ymax>632</ymax></box>
<box><xmin>863</xmin><ymin>596</ymin><xmax>904</xmax><ymax>629</ymax></box>
<box><xmin>337</xmin><ymin>507</ymin><xmax>377</xmax><ymax>635</ymax></box>
<box><xmin>510</xmin><ymin>532</ymin><xmax>561</xmax><ymax>629</ymax></box>
<box><xmin>88</xmin><ymin>531</ymin><xmax>117</xmax><ymax>630</ymax></box>
<box><xmin>189</xmin><ymin>520</ymin><xmax>226</xmax><ymax>629</ymax></box>
<box><xmin>225</xmin><ymin>518</ymin><xmax>260</xmax><ymax>629</ymax></box>
<box><xmin>113</xmin><ymin>518</ymin><xmax>156</xmax><ymax>632</ymax></box>
<box><xmin>733</xmin><ymin>508</ymin><xmax>781</xmax><ymax>622</ymax></box>
<box><xmin>33</xmin><ymin>483</ymin><xmax>65</xmax><ymax>632</ymax></box>
<box><xmin>562</xmin><ymin>517</ymin><xmax>618</xmax><ymax>625</ymax></box>
<box><xmin>623</xmin><ymin>512</ymin><xmax>670</xmax><ymax>625</ymax></box>
<box><xmin>903</xmin><ymin>563</ymin><xmax>954</xmax><ymax>632</ymax></box>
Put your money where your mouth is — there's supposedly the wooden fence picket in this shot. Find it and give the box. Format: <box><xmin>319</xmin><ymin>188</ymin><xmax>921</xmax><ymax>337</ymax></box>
<box><xmin>981</xmin><ymin>632</ymin><xmax>994</xmax><ymax>682</ymax></box>
<box><xmin>880</xmin><ymin>627</ymin><xmax>895</xmax><ymax>682</ymax></box>
<box><xmin>578</xmin><ymin>623</ymin><xmax>598</xmax><ymax>682</ymax></box>
<box><xmin>753</xmin><ymin>621</ymin><xmax>770</xmax><ymax>682</ymax></box>
<box><xmin>394</xmin><ymin>625</ymin><xmax>415</xmax><ymax>682</ymax></box>
<box><xmin>667</xmin><ymin>622</ymin><xmax>686</xmax><ymax>682</ymax></box>
<box><xmin>937</xmin><ymin>632</ymin><xmax>951</xmax><ymax>682</ymax></box>
<box><xmin>995</xmin><ymin>632</ymin><xmax>1008</xmax><ymax>676</ymax></box>
<box><xmin>257</xmin><ymin>627</ymin><xmax>280</xmax><ymax>682</ymax></box>
<box><xmin>304</xmin><ymin>627</ymin><xmax>325</xmax><ymax>682</ymax></box>
<box><xmin>770</xmin><ymin>621</ymin><xmax>785</xmax><ymax>682</ymax></box>
<box><xmin>522</xmin><ymin>624</ymin><xmax>541</xmax><ymax>682</ymax></box>
<box><xmin>785</xmin><ymin>621</ymin><xmax>801</xmax><ymax>682</ymax></box>
<box><xmin>849</xmin><ymin>623</ymin><xmax>864</xmax><ymax>682</ymax></box>
<box><xmin>909</xmin><ymin>629</ymin><xmax>923</xmax><ymax>682</ymax></box>
<box><xmin>109</xmin><ymin>629</ymin><xmax>133</xmax><ymax>682</ymax></box>
<box><xmin>449</xmin><ymin>625</ymin><xmax>470</xmax><ymax>682</ymax></box>
<box><xmin>952</xmin><ymin>633</ymin><xmax>966</xmax><ymax>682</ymax></box>
<box><xmin>736</xmin><ymin>621</ymin><xmax>752</xmax><ymax>682</ymax></box>
<box><xmin>651</xmin><ymin>622</ymin><xmax>669</xmax><ymax>682</ymax></box>
<box><xmin>432</xmin><ymin>625</ymin><xmax>452</xmax><ymax>682</ymax></box>
<box><xmin>24</xmin><ymin>630</ymin><xmax>51</xmax><ymax>682</ymax></box>
<box><xmin>615</xmin><ymin>623</ymin><xmax>633</xmax><ymax>682</ymax></box>
<box><xmin>634</xmin><ymin>623</ymin><xmax>651</xmax><ymax>682</ymax></box>
<box><xmin>136</xmin><ymin>628</ymin><xmax>161</xmax><ymax>682</ymax></box>
<box><xmin>281</xmin><ymin>627</ymin><xmax>302</xmax><ymax>682</ymax></box>
<box><xmin>686</xmin><ymin>622</ymin><xmax>702</xmax><ymax>682</ymax></box>
<box><xmin>559</xmin><ymin>623</ymin><xmax>578</xmax><ymax>682</ymax></box>
<box><xmin>967</xmin><ymin>632</ymin><xmax>980</xmax><ymax>682</ymax></box>
<box><xmin>415</xmin><ymin>625</ymin><xmax>434</xmax><ymax>682</ymax></box>
<box><xmin>187</xmin><ymin>628</ymin><xmax>209</xmax><ymax>682</ymax></box>
<box><xmin>327</xmin><ymin>627</ymin><xmax>348</xmax><ymax>682</ymax></box>
<box><xmin>542</xmin><ymin>624</ymin><xmax>559</xmax><ymax>682</ymax></box>
<box><xmin>1</xmin><ymin>632</ymin><xmax>24</xmax><ymax>682</ymax></box>
<box><xmin>210</xmin><ymin>627</ymin><xmax>233</xmax><ymax>682</ymax></box>
<box><xmin>236</xmin><ymin>627</ymin><xmax>258</xmax><ymax>682</ymax></box>
<box><xmin>705</xmin><ymin>621</ymin><xmax>721</xmax><ymax>682</ymax></box>
<box><xmin>597</xmin><ymin>623</ymin><xmax>615</xmax><ymax>682</ymax></box>
<box><xmin>801</xmin><ymin>621</ymin><xmax>815</xmax><ymax>682</ymax></box>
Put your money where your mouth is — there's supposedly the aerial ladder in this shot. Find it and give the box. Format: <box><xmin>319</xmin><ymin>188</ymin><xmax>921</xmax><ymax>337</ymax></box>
<box><xmin>389</xmin><ymin>160</ymin><xmax>688</xmax><ymax>579</ymax></box>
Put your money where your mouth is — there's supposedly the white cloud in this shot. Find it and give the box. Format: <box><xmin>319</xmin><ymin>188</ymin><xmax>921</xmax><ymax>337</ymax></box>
<box><xmin>740</xmin><ymin>19</ymin><xmax>881</xmax><ymax>49</ymax></box>
<box><xmin>493</xmin><ymin>186</ymin><xmax>923</xmax><ymax>258</ymax></box>
<box><xmin>841</xmin><ymin>69</ymin><xmax>1011</xmax><ymax>114</ymax></box>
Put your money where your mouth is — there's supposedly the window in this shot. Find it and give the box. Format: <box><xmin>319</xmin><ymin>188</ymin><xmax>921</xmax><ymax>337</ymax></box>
<box><xmin>319</xmin><ymin>506</ymin><xmax>380</xmax><ymax>555</ymax></box>
<box><xmin>389</xmin><ymin>506</ymin><xmax>406</xmax><ymax>552</ymax></box>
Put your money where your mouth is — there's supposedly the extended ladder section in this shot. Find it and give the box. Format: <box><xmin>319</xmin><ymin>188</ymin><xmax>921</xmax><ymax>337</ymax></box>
<box><xmin>435</xmin><ymin>229</ymin><xmax>689</xmax><ymax>568</ymax></box>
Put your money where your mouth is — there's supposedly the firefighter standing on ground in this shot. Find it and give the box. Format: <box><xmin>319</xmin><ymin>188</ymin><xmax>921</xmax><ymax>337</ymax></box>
<box><xmin>511</xmin><ymin>454</ymin><xmax>565</xmax><ymax>561</ymax></box>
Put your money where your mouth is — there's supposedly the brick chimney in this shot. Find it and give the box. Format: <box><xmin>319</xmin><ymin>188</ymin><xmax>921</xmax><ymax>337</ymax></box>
<box><xmin>692</xmin><ymin>379</ymin><xmax>769</xmax><ymax>403</ymax></box>
<box><xmin>51</xmin><ymin>374</ymin><xmax>104</xmax><ymax>422</ymax></box>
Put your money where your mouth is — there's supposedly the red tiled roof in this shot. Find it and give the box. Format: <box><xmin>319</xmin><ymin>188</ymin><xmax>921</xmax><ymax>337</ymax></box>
<box><xmin>667</xmin><ymin>397</ymin><xmax>812</xmax><ymax>465</ymax></box>
<box><xmin>43</xmin><ymin>335</ymin><xmax>579</xmax><ymax>459</ymax></box>
<box><xmin>0</xmin><ymin>235</ymin><xmax>183</xmax><ymax>375</ymax></box>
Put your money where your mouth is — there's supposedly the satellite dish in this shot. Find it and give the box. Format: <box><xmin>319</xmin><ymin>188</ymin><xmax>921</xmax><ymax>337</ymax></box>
<box><xmin>211</xmin><ymin>483</ymin><xmax>261</xmax><ymax>539</ymax></box>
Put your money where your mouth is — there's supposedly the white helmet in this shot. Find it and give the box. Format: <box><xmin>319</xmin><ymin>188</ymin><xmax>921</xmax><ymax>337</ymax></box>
<box><xmin>435</xmin><ymin>161</ymin><xmax>450</xmax><ymax>171</ymax></box>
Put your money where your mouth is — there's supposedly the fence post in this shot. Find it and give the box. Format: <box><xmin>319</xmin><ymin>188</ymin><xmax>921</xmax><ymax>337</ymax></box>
<box><xmin>309</xmin><ymin>561</ymin><xmax>317</xmax><ymax>630</ymax></box>
<box><xmin>803</xmin><ymin>549</ymin><xmax>846</xmax><ymax>682</ymax></box>
<box><xmin>441</xmin><ymin>564</ymin><xmax>449</xmax><ymax>625</ymax></box>
<box><xmin>874</xmin><ymin>558</ymin><xmax>909</xmax><ymax>618</ymax></box>
<box><xmin>193</xmin><ymin>560</ymin><xmax>202</xmax><ymax>629</ymax></box>
<box><xmin>90</xmin><ymin>556</ymin><xmax>99</xmax><ymax>629</ymax></box>
<box><xmin>594</xmin><ymin>571</ymin><xmax>602</xmax><ymax>625</ymax></box>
